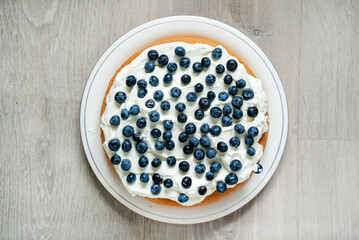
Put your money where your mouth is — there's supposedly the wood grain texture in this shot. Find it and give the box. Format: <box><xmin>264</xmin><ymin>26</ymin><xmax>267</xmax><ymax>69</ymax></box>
<box><xmin>0</xmin><ymin>0</ymin><xmax>358</xmax><ymax>239</ymax></box>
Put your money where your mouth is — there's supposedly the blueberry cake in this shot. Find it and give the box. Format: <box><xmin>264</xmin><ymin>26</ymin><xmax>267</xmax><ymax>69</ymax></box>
<box><xmin>100</xmin><ymin>39</ymin><xmax>269</xmax><ymax>207</ymax></box>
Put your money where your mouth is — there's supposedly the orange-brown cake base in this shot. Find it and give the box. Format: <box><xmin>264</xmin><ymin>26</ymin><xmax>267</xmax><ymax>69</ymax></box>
<box><xmin>100</xmin><ymin>36</ymin><xmax>268</xmax><ymax>207</ymax></box>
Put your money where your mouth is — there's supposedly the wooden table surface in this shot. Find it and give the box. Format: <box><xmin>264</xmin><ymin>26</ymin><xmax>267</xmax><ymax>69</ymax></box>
<box><xmin>1</xmin><ymin>0</ymin><xmax>358</xmax><ymax>239</ymax></box>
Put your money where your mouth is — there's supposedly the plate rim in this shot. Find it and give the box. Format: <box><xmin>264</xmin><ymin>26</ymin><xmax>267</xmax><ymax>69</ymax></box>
<box><xmin>80</xmin><ymin>15</ymin><xmax>288</xmax><ymax>224</ymax></box>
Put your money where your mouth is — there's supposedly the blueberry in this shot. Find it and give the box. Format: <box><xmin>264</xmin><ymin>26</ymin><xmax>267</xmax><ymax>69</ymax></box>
<box><xmin>212</xmin><ymin>48</ymin><xmax>222</xmax><ymax>59</ymax></box>
<box><xmin>236</xmin><ymin>79</ymin><xmax>246</xmax><ymax>88</ymax></box>
<box><xmin>120</xmin><ymin>159</ymin><xmax>131</xmax><ymax>171</ymax></box>
<box><xmin>210</xmin><ymin>125</ymin><xmax>222</xmax><ymax>136</ymax></box>
<box><xmin>247</xmin><ymin>107</ymin><xmax>258</xmax><ymax>118</ymax></box>
<box><xmin>138</xmin><ymin>156</ymin><xmax>149</xmax><ymax>168</ymax></box>
<box><xmin>198</xmin><ymin>98</ymin><xmax>211</xmax><ymax>110</ymax></box>
<box><xmin>189</xmin><ymin>137</ymin><xmax>199</xmax><ymax>148</ymax></box>
<box><xmin>247</xmin><ymin>147</ymin><xmax>256</xmax><ymax>156</ymax></box>
<box><xmin>177</xmin><ymin>113</ymin><xmax>187</xmax><ymax>123</ymax></box>
<box><xmin>167</xmin><ymin>156</ymin><xmax>176</xmax><ymax>166</ymax></box>
<box><xmin>158</xmin><ymin>54</ymin><xmax>169</xmax><ymax>66</ymax></box>
<box><xmin>185</xmin><ymin>123</ymin><xmax>197</xmax><ymax>135</ymax></box>
<box><xmin>165</xmin><ymin>140</ymin><xmax>175</xmax><ymax>150</ymax></box>
<box><xmin>130</xmin><ymin>104</ymin><xmax>140</xmax><ymax>115</ymax></box>
<box><xmin>152</xmin><ymin>173</ymin><xmax>163</xmax><ymax>184</ymax></box>
<box><xmin>248</xmin><ymin>126</ymin><xmax>259</xmax><ymax>137</ymax></box>
<box><xmin>155</xmin><ymin>141</ymin><xmax>165</xmax><ymax>151</ymax></box>
<box><xmin>153</xmin><ymin>90</ymin><xmax>164</xmax><ymax>101</ymax></box>
<box><xmin>144</xmin><ymin>99</ymin><xmax>154</xmax><ymax>109</ymax></box>
<box><xmin>175</xmin><ymin>46</ymin><xmax>186</xmax><ymax>56</ymax></box>
<box><xmin>207</xmin><ymin>91</ymin><xmax>216</xmax><ymax>101</ymax></box>
<box><xmin>149</xmin><ymin>76</ymin><xmax>159</xmax><ymax>86</ymax></box>
<box><xmin>122</xmin><ymin>125</ymin><xmax>134</xmax><ymax>137</ymax></box>
<box><xmin>217</xmin><ymin>141</ymin><xmax>228</xmax><ymax>152</ymax></box>
<box><xmin>232</xmin><ymin>96</ymin><xmax>243</xmax><ymax>109</ymax></box>
<box><xmin>186</xmin><ymin>92</ymin><xmax>197</xmax><ymax>102</ymax></box>
<box><xmin>109</xmin><ymin>115</ymin><xmax>120</xmax><ymax>126</ymax></box>
<box><xmin>200</xmin><ymin>123</ymin><xmax>210</xmax><ymax>134</ymax></box>
<box><xmin>216</xmin><ymin>181</ymin><xmax>227</xmax><ymax>193</ymax></box>
<box><xmin>216</xmin><ymin>65</ymin><xmax>225</xmax><ymax>74</ymax></box>
<box><xmin>224</xmin><ymin>75</ymin><xmax>233</xmax><ymax>85</ymax></box>
<box><xmin>136</xmin><ymin>118</ymin><xmax>147</xmax><ymax>128</ymax></box>
<box><xmin>254</xmin><ymin>163</ymin><xmax>263</xmax><ymax>174</ymax></box>
<box><xmin>114</xmin><ymin>91</ymin><xmax>127</xmax><ymax>104</ymax></box>
<box><xmin>200</xmin><ymin>136</ymin><xmax>211</xmax><ymax>148</ymax></box>
<box><xmin>181</xmin><ymin>74</ymin><xmax>191</xmax><ymax>84</ymax></box>
<box><xmin>242</xmin><ymin>88</ymin><xmax>254</xmax><ymax>100</ymax></box>
<box><xmin>218</xmin><ymin>91</ymin><xmax>229</xmax><ymax>101</ymax></box>
<box><xmin>126</xmin><ymin>173</ymin><xmax>136</xmax><ymax>183</ymax></box>
<box><xmin>163</xmin><ymin>120</ymin><xmax>173</xmax><ymax>130</ymax></box>
<box><xmin>228</xmin><ymin>86</ymin><xmax>238</xmax><ymax>96</ymax></box>
<box><xmin>183</xmin><ymin>145</ymin><xmax>193</xmax><ymax>155</ymax></box>
<box><xmin>201</xmin><ymin>57</ymin><xmax>211</xmax><ymax>67</ymax></box>
<box><xmin>137</xmin><ymin>79</ymin><xmax>147</xmax><ymax>89</ymax></box>
<box><xmin>151</xmin><ymin>184</ymin><xmax>161</xmax><ymax>195</ymax></box>
<box><xmin>223</xmin><ymin>105</ymin><xmax>232</xmax><ymax>116</ymax></box>
<box><xmin>210</xmin><ymin>107</ymin><xmax>222</xmax><ymax>118</ymax></box>
<box><xmin>122</xmin><ymin>140</ymin><xmax>132</xmax><ymax>152</ymax></box>
<box><xmin>147</xmin><ymin>50</ymin><xmax>159</xmax><ymax>60</ymax></box>
<box><xmin>178</xmin><ymin>132</ymin><xmax>189</xmax><ymax>143</ymax></box>
<box><xmin>205</xmin><ymin>74</ymin><xmax>216</xmax><ymax>85</ymax></box>
<box><xmin>198</xmin><ymin>186</ymin><xmax>207</xmax><ymax>195</ymax></box>
<box><xmin>226</xmin><ymin>59</ymin><xmax>238</xmax><ymax>71</ymax></box>
<box><xmin>225</xmin><ymin>173</ymin><xmax>239</xmax><ymax>185</ymax></box>
<box><xmin>244</xmin><ymin>136</ymin><xmax>254</xmax><ymax>146</ymax></box>
<box><xmin>167</xmin><ymin>62</ymin><xmax>178</xmax><ymax>72</ymax></box>
<box><xmin>136</xmin><ymin>141</ymin><xmax>148</xmax><ymax>154</ymax></box>
<box><xmin>230</xmin><ymin>159</ymin><xmax>242</xmax><ymax>171</ymax></box>
<box><xmin>111</xmin><ymin>154</ymin><xmax>121</xmax><ymax>165</ymax></box>
<box><xmin>234</xmin><ymin>123</ymin><xmax>245</xmax><ymax>134</ymax></box>
<box><xmin>181</xmin><ymin>177</ymin><xmax>192</xmax><ymax>189</ymax></box>
<box><xmin>179</xmin><ymin>57</ymin><xmax>191</xmax><ymax>68</ymax></box>
<box><xmin>163</xmin><ymin>130</ymin><xmax>172</xmax><ymax>141</ymax></box>
<box><xmin>150</xmin><ymin>128</ymin><xmax>161</xmax><ymax>138</ymax></box>
<box><xmin>170</xmin><ymin>87</ymin><xmax>181</xmax><ymax>98</ymax></box>
<box><xmin>151</xmin><ymin>158</ymin><xmax>162</xmax><ymax>168</ymax></box>
<box><xmin>163</xmin><ymin>73</ymin><xmax>173</xmax><ymax>84</ymax></box>
<box><xmin>121</xmin><ymin>109</ymin><xmax>130</xmax><ymax>120</ymax></box>
<box><xmin>192</xmin><ymin>62</ymin><xmax>203</xmax><ymax>73</ymax></box>
<box><xmin>126</xmin><ymin>75</ymin><xmax>137</xmax><ymax>87</ymax></box>
<box><xmin>149</xmin><ymin>111</ymin><xmax>160</xmax><ymax>122</ymax></box>
<box><xmin>164</xmin><ymin>179</ymin><xmax>174</xmax><ymax>188</ymax></box>
<box><xmin>210</xmin><ymin>162</ymin><xmax>222</xmax><ymax>173</ymax></box>
<box><xmin>175</xmin><ymin>102</ymin><xmax>186</xmax><ymax>112</ymax></box>
<box><xmin>206</xmin><ymin>172</ymin><xmax>215</xmax><ymax>181</ymax></box>
<box><xmin>230</xmin><ymin>137</ymin><xmax>241</xmax><ymax>148</ymax></box>
<box><xmin>222</xmin><ymin>116</ymin><xmax>233</xmax><ymax>126</ymax></box>
<box><xmin>194</xmin><ymin>83</ymin><xmax>204</xmax><ymax>93</ymax></box>
<box><xmin>206</xmin><ymin>148</ymin><xmax>217</xmax><ymax>159</ymax></box>
<box><xmin>140</xmin><ymin>173</ymin><xmax>149</xmax><ymax>183</ymax></box>
<box><xmin>137</xmin><ymin>88</ymin><xmax>148</xmax><ymax>98</ymax></box>
<box><xmin>131</xmin><ymin>133</ymin><xmax>143</xmax><ymax>144</ymax></box>
<box><xmin>233</xmin><ymin>109</ymin><xmax>243</xmax><ymax>120</ymax></box>
<box><xmin>194</xmin><ymin>149</ymin><xmax>205</xmax><ymax>160</ymax></box>
<box><xmin>160</xmin><ymin>101</ymin><xmax>170</xmax><ymax>111</ymax></box>
<box><xmin>194</xmin><ymin>109</ymin><xmax>205</xmax><ymax>120</ymax></box>
<box><xmin>145</xmin><ymin>61</ymin><xmax>155</xmax><ymax>72</ymax></box>
<box><xmin>178</xmin><ymin>194</ymin><xmax>189</xmax><ymax>203</ymax></box>
<box><xmin>195</xmin><ymin>163</ymin><xmax>206</xmax><ymax>174</ymax></box>
<box><xmin>179</xmin><ymin>161</ymin><xmax>190</xmax><ymax>172</ymax></box>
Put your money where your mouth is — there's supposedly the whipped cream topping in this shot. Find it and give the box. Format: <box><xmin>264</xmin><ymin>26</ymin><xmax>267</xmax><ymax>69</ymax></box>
<box><xmin>100</xmin><ymin>42</ymin><xmax>268</xmax><ymax>206</ymax></box>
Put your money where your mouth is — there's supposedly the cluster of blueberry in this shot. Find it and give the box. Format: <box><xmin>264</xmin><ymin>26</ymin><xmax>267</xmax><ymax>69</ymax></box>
<box><xmin>107</xmin><ymin>45</ymin><xmax>262</xmax><ymax>203</ymax></box>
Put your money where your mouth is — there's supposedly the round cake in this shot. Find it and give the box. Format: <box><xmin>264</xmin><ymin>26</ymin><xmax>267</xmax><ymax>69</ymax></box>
<box><xmin>100</xmin><ymin>37</ymin><xmax>269</xmax><ymax>207</ymax></box>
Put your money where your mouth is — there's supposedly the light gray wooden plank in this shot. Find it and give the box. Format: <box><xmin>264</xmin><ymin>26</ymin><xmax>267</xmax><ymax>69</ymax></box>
<box><xmin>298</xmin><ymin>0</ymin><xmax>359</xmax><ymax>141</ymax></box>
<box><xmin>298</xmin><ymin>139</ymin><xmax>359</xmax><ymax>239</ymax></box>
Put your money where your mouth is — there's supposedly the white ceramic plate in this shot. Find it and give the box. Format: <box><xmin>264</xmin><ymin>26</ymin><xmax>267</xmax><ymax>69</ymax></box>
<box><xmin>80</xmin><ymin>16</ymin><xmax>288</xmax><ymax>224</ymax></box>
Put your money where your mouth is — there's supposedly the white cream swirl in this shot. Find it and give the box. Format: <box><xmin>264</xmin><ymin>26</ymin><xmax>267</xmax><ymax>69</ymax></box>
<box><xmin>100</xmin><ymin>42</ymin><xmax>268</xmax><ymax>206</ymax></box>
